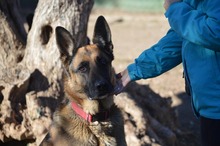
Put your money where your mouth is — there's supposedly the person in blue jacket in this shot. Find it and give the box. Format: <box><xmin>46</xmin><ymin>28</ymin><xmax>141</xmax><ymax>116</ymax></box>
<box><xmin>115</xmin><ymin>0</ymin><xmax>220</xmax><ymax>145</ymax></box>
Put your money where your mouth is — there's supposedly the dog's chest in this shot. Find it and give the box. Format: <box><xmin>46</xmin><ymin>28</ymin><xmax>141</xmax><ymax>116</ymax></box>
<box><xmin>57</xmin><ymin>105</ymin><xmax>117</xmax><ymax>145</ymax></box>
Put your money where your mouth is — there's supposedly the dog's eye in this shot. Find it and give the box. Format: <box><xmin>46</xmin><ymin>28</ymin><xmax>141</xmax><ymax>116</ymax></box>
<box><xmin>78</xmin><ymin>62</ymin><xmax>89</xmax><ymax>73</ymax></box>
<box><xmin>78</xmin><ymin>66</ymin><xmax>87</xmax><ymax>72</ymax></box>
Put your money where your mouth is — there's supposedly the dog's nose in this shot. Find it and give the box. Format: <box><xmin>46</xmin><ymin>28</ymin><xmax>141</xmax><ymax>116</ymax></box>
<box><xmin>95</xmin><ymin>81</ymin><xmax>108</xmax><ymax>93</ymax></box>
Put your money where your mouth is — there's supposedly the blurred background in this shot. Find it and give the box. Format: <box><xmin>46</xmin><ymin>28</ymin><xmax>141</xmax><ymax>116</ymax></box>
<box><xmin>94</xmin><ymin>0</ymin><xmax>164</xmax><ymax>12</ymax></box>
<box><xmin>19</xmin><ymin>0</ymin><xmax>164</xmax><ymax>13</ymax></box>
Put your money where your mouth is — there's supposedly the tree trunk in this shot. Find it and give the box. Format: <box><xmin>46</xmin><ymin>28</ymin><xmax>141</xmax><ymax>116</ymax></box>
<box><xmin>0</xmin><ymin>0</ymin><xmax>94</xmax><ymax>145</ymax></box>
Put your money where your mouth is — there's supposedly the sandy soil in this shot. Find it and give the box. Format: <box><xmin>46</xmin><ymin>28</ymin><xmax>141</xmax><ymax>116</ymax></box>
<box><xmin>88</xmin><ymin>9</ymin><xmax>201</xmax><ymax>146</ymax></box>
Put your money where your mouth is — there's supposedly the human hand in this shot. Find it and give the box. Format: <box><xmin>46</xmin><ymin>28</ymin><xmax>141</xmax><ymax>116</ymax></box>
<box><xmin>114</xmin><ymin>69</ymin><xmax>131</xmax><ymax>95</ymax></box>
<box><xmin>164</xmin><ymin>0</ymin><xmax>181</xmax><ymax>11</ymax></box>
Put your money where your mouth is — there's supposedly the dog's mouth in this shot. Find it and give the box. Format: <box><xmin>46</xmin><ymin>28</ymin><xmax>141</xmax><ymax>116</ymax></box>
<box><xmin>88</xmin><ymin>86</ymin><xmax>114</xmax><ymax>100</ymax></box>
<box><xmin>88</xmin><ymin>92</ymin><xmax>113</xmax><ymax>100</ymax></box>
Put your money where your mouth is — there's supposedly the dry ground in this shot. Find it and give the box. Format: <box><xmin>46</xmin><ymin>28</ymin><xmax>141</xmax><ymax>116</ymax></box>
<box><xmin>88</xmin><ymin>9</ymin><xmax>201</xmax><ymax>146</ymax></box>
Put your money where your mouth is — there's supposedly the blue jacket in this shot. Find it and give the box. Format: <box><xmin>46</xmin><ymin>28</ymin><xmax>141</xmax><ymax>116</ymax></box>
<box><xmin>127</xmin><ymin>0</ymin><xmax>220</xmax><ymax>119</ymax></box>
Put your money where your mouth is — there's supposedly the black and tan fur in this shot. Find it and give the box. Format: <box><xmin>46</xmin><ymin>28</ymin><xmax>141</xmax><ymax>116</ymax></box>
<box><xmin>41</xmin><ymin>16</ymin><xmax>126</xmax><ymax>146</ymax></box>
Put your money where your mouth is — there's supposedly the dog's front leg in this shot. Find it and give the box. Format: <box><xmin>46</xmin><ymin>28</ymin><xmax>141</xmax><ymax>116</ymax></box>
<box><xmin>103</xmin><ymin>136</ymin><xmax>117</xmax><ymax>146</ymax></box>
<box><xmin>89</xmin><ymin>121</ymin><xmax>117</xmax><ymax>146</ymax></box>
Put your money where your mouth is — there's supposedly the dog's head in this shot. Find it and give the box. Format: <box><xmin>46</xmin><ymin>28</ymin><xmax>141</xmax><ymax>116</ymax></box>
<box><xmin>56</xmin><ymin>16</ymin><xmax>115</xmax><ymax>102</ymax></box>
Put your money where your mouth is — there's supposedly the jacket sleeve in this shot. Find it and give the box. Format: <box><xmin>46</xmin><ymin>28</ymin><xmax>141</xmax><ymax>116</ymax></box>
<box><xmin>127</xmin><ymin>29</ymin><xmax>182</xmax><ymax>81</ymax></box>
<box><xmin>165</xmin><ymin>1</ymin><xmax>220</xmax><ymax>51</ymax></box>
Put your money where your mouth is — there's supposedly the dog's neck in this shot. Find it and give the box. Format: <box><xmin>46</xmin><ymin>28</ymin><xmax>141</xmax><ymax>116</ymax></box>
<box><xmin>64</xmin><ymin>83</ymin><xmax>114</xmax><ymax>122</ymax></box>
<box><xmin>71</xmin><ymin>101</ymin><xmax>110</xmax><ymax>122</ymax></box>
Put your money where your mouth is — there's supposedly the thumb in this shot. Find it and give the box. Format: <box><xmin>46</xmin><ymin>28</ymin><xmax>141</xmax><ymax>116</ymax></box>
<box><xmin>114</xmin><ymin>75</ymin><xmax>124</xmax><ymax>95</ymax></box>
<box><xmin>114</xmin><ymin>69</ymin><xmax>131</xmax><ymax>95</ymax></box>
<box><xmin>114</xmin><ymin>83</ymin><xmax>124</xmax><ymax>95</ymax></box>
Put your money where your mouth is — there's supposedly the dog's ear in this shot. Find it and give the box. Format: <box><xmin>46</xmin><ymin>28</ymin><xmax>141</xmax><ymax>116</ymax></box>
<box><xmin>93</xmin><ymin>16</ymin><xmax>113</xmax><ymax>51</ymax></box>
<box><xmin>56</xmin><ymin>26</ymin><xmax>75</xmax><ymax>65</ymax></box>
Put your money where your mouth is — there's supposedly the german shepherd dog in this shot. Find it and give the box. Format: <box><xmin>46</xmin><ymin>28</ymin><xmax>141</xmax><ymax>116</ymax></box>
<box><xmin>41</xmin><ymin>16</ymin><xmax>126</xmax><ymax>146</ymax></box>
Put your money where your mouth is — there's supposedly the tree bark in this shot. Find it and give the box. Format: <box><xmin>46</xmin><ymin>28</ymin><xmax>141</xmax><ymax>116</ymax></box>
<box><xmin>0</xmin><ymin>0</ymin><xmax>94</xmax><ymax>145</ymax></box>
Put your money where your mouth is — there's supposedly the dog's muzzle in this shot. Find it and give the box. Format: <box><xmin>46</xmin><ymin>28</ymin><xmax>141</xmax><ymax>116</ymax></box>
<box><xmin>89</xmin><ymin>80</ymin><xmax>113</xmax><ymax>100</ymax></box>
